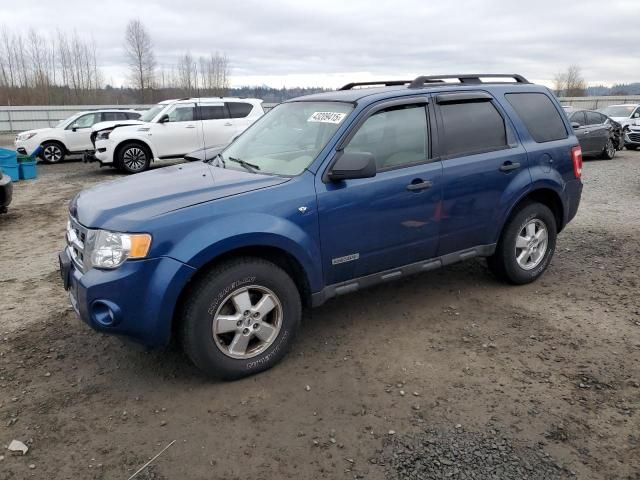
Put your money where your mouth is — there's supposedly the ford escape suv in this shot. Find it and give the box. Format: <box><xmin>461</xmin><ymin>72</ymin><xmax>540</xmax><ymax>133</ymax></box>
<box><xmin>59</xmin><ymin>74</ymin><xmax>583</xmax><ymax>379</ymax></box>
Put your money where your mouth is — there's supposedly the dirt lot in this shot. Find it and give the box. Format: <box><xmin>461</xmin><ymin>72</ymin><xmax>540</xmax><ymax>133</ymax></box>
<box><xmin>1</xmin><ymin>148</ymin><xmax>639</xmax><ymax>479</ymax></box>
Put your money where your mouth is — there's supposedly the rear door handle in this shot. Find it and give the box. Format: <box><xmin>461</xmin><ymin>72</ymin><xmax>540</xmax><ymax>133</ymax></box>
<box><xmin>224</xmin><ymin>122</ymin><xmax>233</xmax><ymax>127</ymax></box>
<box><xmin>499</xmin><ymin>161</ymin><xmax>521</xmax><ymax>172</ymax></box>
<box><xmin>406</xmin><ymin>180</ymin><xmax>433</xmax><ymax>191</ymax></box>
<box><xmin>185</xmin><ymin>125</ymin><xmax>196</xmax><ymax>129</ymax></box>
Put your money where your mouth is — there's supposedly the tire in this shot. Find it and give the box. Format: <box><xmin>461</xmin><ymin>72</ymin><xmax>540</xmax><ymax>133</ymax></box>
<box><xmin>180</xmin><ymin>257</ymin><xmax>302</xmax><ymax>380</ymax></box>
<box><xmin>487</xmin><ymin>203</ymin><xmax>557</xmax><ymax>285</ymax></box>
<box><xmin>117</xmin><ymin>142</ymin><xmax>150</xmax><ymax>174</ymax></box>
<box><xmin>40</xmin><ymin>141</ymin><xmax>66</xmax><ymax>163</ymax></box>
<box><xmin>601</xmin><ymin>138</ymin><xmax>616</xmax><ymax>160</ymax></box>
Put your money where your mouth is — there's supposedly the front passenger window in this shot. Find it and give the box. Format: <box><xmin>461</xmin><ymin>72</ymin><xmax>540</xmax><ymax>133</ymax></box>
<box><xmin>344</xmin><ymin>105</ymin><xmax>428</xmax><ymax>170</ymax></box>
<box><xmin>167</xmin><ymin>105</ymin><xmax>195</xmax><ymax>122</ymax></box>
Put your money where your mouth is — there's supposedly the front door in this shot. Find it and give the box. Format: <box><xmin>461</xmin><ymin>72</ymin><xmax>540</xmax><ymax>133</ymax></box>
<box><xmin>64</xmin><ymin>112</ymin><xmax>101</xmax><ymax>151</ymax></box>
<box><xmin>152</xmin><ymin>103</ymin><xmax>203</xmax><ymax>158</ymax></box>
<box><xmin>316</xmin><ymin>101</ymin><xmax>442</xmax><ymax>286</ymax></box>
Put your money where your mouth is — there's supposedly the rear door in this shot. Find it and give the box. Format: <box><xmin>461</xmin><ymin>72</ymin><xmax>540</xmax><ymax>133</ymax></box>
<box><xmin>151</xmin><ymin>103</ymin><xmax>203</xmax><ymax>158</ymax></box>
<box><xmin>199</xmin><ymin>102</ymin><xmax>232</xmax><ymax>148</ymax></box>
<box><xmin>226</xmin><ymin>101</ymin><xmax>258</xmax><ymax>140</ymax></box>
<box><xmin>434</xmin><ymin>92</ymin><xmax>530</xmax><ymax>255</ymax></box>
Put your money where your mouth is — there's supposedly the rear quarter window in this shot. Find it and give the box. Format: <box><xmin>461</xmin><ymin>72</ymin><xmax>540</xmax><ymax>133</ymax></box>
<box><xmin>505</xmin><ymin>92</ymin><xmax>568</xmax><ymax>143</ymax></box>
<box><xmin>227</xmin><ymin>102</ymin><xmax>254</xmax><ymax>118</ymax></box>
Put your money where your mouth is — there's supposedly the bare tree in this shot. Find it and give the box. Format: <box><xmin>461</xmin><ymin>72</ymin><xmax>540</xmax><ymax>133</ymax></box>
<box><xmin>124</xmin><ymin>19</ymin><xmax>155</xmax><ymax>102</ymax></box>
<box><xmin>554</xmin><ymin>65</ymin><xmax>586</xmax><ymax>97</ymax></box>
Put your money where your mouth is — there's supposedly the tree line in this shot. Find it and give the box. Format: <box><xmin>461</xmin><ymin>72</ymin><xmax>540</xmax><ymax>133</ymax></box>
<box><xmin>0</xmin><ymin>19</ymin><xmax>233</xmax><ymax>105</ymax></box>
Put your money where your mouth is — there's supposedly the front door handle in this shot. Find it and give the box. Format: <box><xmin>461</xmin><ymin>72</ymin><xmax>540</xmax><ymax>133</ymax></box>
<box><xmin>499</xmin><ymin>161</ymin><xmax>521</xmax><ymax>172</ymax></box>
<box><xmin>224</xmin><ymin>122</ymin><xmax>233</xmax><ymax>127</ymax></box>
<box><xmin>406</xmin><ymin>180</ymin><xmax>433</xmax><ymax>191</ymax></box>
<box><xmin>185</xmin><ymin>125</ymin><xmax>196</xmax><ymax>129</ymax></box>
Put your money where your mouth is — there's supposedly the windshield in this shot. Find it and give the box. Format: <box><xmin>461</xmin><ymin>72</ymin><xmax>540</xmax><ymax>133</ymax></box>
<box><xmin>221</xmin><ymin>101</ymin><xmax>354</xmax><ymax>176</ymax></box>
<box><xmin>599</xmin><ymin>105</ymin><xmax>636</xmax><ymax>117</ymax></box>
<box><xmin>139</xmin><ymin>105</ymin><xmax>166</xmax><ymax>122</ymax></box>
<box><xmin>57</xmin><ymin>112</ymin><xmax>82</xmax><ymax>128</ymax></box>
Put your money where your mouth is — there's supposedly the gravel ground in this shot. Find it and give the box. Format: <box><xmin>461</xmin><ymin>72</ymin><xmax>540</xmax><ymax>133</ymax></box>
<box><xmin>0</xmin><ymin>149</ymin><xmax>639</xmax><ymax>479</ymax></box>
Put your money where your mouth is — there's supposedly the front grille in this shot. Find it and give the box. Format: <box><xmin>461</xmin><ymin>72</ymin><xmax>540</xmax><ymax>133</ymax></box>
<box><xmin>66</xmin><ymin>216</ymin><xmax>88</xmax><ymax>273</ymax></box>
<box><xmin>628</xmin><ymin>133</ymin><xmax>640</xmax><ymax>142</ymax></box>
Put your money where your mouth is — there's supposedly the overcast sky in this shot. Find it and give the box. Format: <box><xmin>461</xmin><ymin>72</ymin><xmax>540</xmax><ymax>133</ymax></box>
<box><xmin>2</xmin><ymin>0</ymin><xmax>638</xmax><ymax>88</ymax></box>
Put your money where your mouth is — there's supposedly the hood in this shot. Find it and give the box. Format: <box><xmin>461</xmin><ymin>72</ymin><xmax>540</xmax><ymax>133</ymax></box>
<box><xmin>91</xmin><ymin>120</ymin><xmax>143</xmax><ymax>132</ymax></box>
<box><xmin>16</xmin><ymin>127</ymin><xmax>52</xmax><ymax>138</ymax></box>
<box><xmin>73</xmin><ymin>161</ymin><xmax>289</xmax><ymax>230</ymax></box>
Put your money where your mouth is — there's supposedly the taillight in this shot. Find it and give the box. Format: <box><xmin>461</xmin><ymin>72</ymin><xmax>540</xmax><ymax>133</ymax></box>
<box><xmin>571</xmin><ymin>145</ymin><xmax>582</xmax><ymax>179</ymax></box>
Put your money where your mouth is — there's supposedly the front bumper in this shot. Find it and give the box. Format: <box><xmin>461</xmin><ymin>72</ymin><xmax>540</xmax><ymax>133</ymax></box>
<box><xmin>14</xmin><ymin>137</ymin><xmax>41</xmax><ymax>156</ymax></box>
<box><xmin>59</xmin><ymin>248</ymin><xmax>196</xmax><ymax>347</ymax></box>
<box><xmin>0</xmin><ymin>172</ymin><xmax>13</xmax><ymax>211</ymax></box>
<box><xmin>93</xmin><ymin>140</ymin><xmax>115</xmax><ymax>164</ymax></box>
<box><xmin>624</xmin><ymin>130</ymin><xmax>640</xmax><ymax>146</ymax></box>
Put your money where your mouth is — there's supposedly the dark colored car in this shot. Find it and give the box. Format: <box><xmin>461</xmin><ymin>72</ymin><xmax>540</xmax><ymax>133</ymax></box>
<box><xmin>568</xmin><ymin>109</ymin><xmax>617</xmax><ymax>159</ymax></box>
<box><xmin>60</xmin><ymin>73</ymin><xmax>583</xmax><ymax>379</ymax></box>
<box><xmin>0</xmin><ymin>166</ymin><xmax>13</xmax><ymax>213</ymax></box>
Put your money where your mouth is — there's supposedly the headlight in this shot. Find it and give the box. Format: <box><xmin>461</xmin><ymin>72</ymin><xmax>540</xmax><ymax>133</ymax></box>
<box><xmin>86</xmin><ymin>230</ymin><xmax>152</xmax><ymax>269</ymax></box>
<box><xmin>17</xmin><ymin>132</ymin><xmax>37</xmax><ymax>141</ymax></box>
<box><xmin>96</xmin><ymin>129</ymin><xmax>113</xmax><ymax>141</ymax></box>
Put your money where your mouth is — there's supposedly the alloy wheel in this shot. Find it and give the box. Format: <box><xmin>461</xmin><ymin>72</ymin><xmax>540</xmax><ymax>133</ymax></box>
<box><xmin>515</xmin><ymin>219</ymin><xmax>548</xmax><ymax>270</ymax></box>
<box><xmin>43</xmin><ymin>145</ymin><xmax>63</xmax><ymax>162</ymax></box>
<box><xmin>123</xmin><ymin>147</ymin><xmax>147</xmax><ymax>171</ymax></box>
<box><xmin>211</xmin><ymin>285</ymin><xmax>283</xmax><ymax>359</ymax></box>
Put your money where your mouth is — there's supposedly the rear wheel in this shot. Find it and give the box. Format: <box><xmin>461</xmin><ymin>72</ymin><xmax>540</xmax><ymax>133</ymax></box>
<box><xmin>487</xmin><ymin>203</ymin><xmax>557</xmax><ymax>285</ymax></box>
<box><xmin>180</xmin><ymin>257</ymin><xmax>301</xmax><ymax>379</ymax></box>
<box><xmin>117</xmin><ymin>142</ymin><xmax>150</xmax><ymax>174</ymax></box>
<box><xmin>601</xmin><ymin>138</ymin><xmax>616</xmax><ymax>159</ymax></box>
<box><xmin>40</xmin><ymin>141</ymin><xmax>66</xmax><ymax>163</ymax></box>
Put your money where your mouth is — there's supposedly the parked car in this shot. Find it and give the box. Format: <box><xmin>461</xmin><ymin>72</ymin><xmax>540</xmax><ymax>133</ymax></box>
<box><xmin>598</xmin><ymin>104</ymin><xmax>640</xmax><ymax>129</ymax></box>
<box><xmin>59</xmin><ymin>74</ymin><xmax>583</xmax><ymax>379</ymax></box>
<box><xmin>0</xmin><ymin>165</ymin><xmax>12</xmax><ymax>213</ymax></box>
<box><xmin>624</xmin><ymin>123</ymin><xmax>640</xmax><ymax>150</ymax></box>
<box><xmin>14</xmin><ymin>109</ymin><xmax>141</xmax><ymax>163</ymax></box>
<box><xmin>567</xmin><ymin>109</ymin><xmax>617</xmax><ymax>159</ymax></box>
<box><xmin>91</xmin><ymin>98</ymin><xmax>264</xmax><ymax>173</ymax></box>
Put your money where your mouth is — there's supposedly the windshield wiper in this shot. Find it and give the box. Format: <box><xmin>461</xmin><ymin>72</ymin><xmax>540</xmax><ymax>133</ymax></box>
<box><xmin>228</xmin><ymin>156</ymin><xmax>260</xmax><ymax>173</ymax></box>
<box><xmin>205</xmin><ymin>152</ymin><xmax>226</xmax><ymax>167</ymax></box>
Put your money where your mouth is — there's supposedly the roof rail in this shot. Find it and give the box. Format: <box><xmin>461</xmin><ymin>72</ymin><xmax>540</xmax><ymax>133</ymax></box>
<box><xmin>408</xmin><ymin>74</ymin><xmax>529</xmax><ymax>89</ymax></box>
<box><xmin>339</xmin><ymin>80</ymin><xmax>411</xmax><ymax>91</ymax></box>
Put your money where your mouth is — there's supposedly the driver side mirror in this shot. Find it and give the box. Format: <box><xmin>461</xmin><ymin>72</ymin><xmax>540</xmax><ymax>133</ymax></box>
<box><xmin>71</xmin><ymin>124</ymin><xmax>79</xmax><ymax>132</ymax></box>
<box><xmin>328</xmin><ymin>151</ymin><xmax>376</xmax><ymax>181</ymax></box>
<box><xmin>158</xmin><ymin>114</ymin><xmax>170</xmax><ymax>124</ymax></box>
<box><xmin>633</xmin><ymin>112</ymin><xmax>640</xmax><ymax>118</ymax></box>
<box><xmin>571</xmin><ymin>122</ymin><xmax>581</xmax><ymax>129</ymax></box>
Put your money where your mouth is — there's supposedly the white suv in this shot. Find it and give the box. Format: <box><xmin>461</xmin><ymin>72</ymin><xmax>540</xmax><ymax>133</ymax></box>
<box><xmin>93</xmin><ymin>98</ymin><xmax>264</xmax><ymax>173</ymax></box>
<box><xmin>14</xmin><ymin>109</ymin><xmax>141</xmax><ymax>163</ymax></box>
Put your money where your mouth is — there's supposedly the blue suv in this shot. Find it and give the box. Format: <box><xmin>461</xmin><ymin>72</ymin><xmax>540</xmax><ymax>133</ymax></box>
<box><xmin>59</xmin><ymin>74</ymin><xmax>583</xmax><ymax>379</ymax></box>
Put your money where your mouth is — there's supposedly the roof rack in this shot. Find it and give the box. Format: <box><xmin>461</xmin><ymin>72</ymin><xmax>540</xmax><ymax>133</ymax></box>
<box><xmin>408</xmin><ymin>74</ymin><xmax>529</xmax><ymax>89</ymax></box>
<box><xmin>339</xmin><ymin>80</ymin><xmax>411</xmax><ymax>91</ymax></box>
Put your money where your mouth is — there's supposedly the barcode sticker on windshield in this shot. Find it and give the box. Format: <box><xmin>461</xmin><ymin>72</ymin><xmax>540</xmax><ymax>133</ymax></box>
<box><xmin>308</xmin><ymin>112</ymin><xmax>347</xmax><ymax>124</ymax></box>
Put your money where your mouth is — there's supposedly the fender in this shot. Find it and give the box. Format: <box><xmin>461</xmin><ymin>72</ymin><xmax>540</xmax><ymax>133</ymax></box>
<box><xmin>113</xmin><ymin>136</ymin><xmax>156</xmax><ymax>160</ymax></box>
<box><xmin>168</xmin><ymin>212</ymin><xmax>323</xmax><ymax>293</ymax></box>
<box><xmin>493</xmin><ymin>172</ymin><xmax>566</xmax><ymax>243</ymax></box>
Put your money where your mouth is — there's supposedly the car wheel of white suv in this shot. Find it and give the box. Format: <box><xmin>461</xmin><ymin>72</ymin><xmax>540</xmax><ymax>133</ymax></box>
<box><xmin>117</xmin><ymin>142</ymin><xmax>150</xmax><ymax>174</ymax></box>
<box><xmin>40</xmin><ymin>141</ymin><xmax>66</xmax><ymax>164</ymax></box>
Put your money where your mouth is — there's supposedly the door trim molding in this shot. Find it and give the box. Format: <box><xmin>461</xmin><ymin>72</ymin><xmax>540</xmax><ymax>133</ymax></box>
<box><xmin>311</xmin><ymin>243</ymin><xmax>496</xmax><ymax>307</ymax></box>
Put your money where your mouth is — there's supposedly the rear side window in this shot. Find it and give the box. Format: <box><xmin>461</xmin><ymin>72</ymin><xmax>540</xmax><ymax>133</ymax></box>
<box><xmin>439</xmin><ymin>101</ymin><xmax>507</xmax><ymax>157</ymax></box>
<box><xmin>102</xmin><ymin>112</ymin><xmax>128</xmax><ymax>122</ymax></box>
<box><xmin>199</xmin><ymin>103</ymin><xmax>227</xmax><ymax>120</ymax></box>
<box><xmin>227</xmin><ymin>102</ymin><xmax>254</xmax><ymax>118</ymax></box>
<box><xmin>127</xmin><ymin>112</ymin><xmax>141</xmax><ymax>120</ymax></box>
<box><xmin>505</xmin><ymin>93</ymin><xmax>568</xmax><ymax>143</ymax></box>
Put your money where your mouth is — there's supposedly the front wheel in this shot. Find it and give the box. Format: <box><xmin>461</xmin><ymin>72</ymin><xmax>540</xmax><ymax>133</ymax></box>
<box><xmin>180</xmin><ymin>257</ymin><xmax>302</xmax><ymax>379</ymax></box>
<box><xmin>40</xmin><ymin>141</ymin><xmax>66</xmax><ymax>163</ymax></box>
<box><xmin>487</xmin><ymin>203</ymin><xmax>557</xmax><ymax>285</ymax></box>
<box><xmin>117</xmin><ymin>143</ymin><xmax>150</xmax><ymax>174</ymax></box>
<box><xmin>601</xmin><ymin>138</ymin><xmax>616</xmax><ymax>160</ymax></box>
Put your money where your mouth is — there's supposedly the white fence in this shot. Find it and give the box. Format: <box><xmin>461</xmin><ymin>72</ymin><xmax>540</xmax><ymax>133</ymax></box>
<box><xmin>1</xmin><ymin>97</ymin><xmax>638</xmax><ymax>133</ymax></box>
<box><xmin>0</xmin><ymin>103</ymin><xmax>279</xmax><ymax>133</ymax></box>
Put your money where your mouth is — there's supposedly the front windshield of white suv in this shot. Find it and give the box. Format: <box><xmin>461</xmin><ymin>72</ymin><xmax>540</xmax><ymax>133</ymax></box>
<box><xmin>139</xmin><ymin>105</ymin><xmax>166</xmax><ymax>123</ymax></box>
<box><xmin>599</xmin><ymin>105</ymin><xmax>636</xmax><ymax>117</ymax></box>
<box><xmin>56</xmin><ymin>112</ymin><xmax>82</xmax><ymax>128</ymax></box>
<box><xmin>220</xmin><ymin>101</ymin><xmax>354</xmax><ymax>176</ymax></box>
